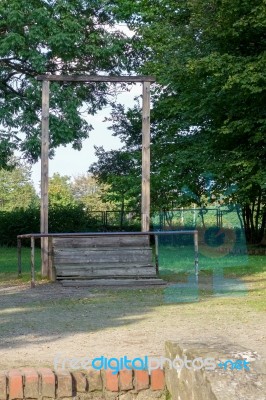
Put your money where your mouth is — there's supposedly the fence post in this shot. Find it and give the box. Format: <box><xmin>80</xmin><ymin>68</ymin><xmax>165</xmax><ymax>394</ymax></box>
<box><xmin>48</xmin><ymin>236</ymin><xmax>56</xmax><ymax>282</ymax></box>
<box><xmin>194</xmin><ymin>230</ymin><xmax>199</xmax><ymax>282</ymax></box>
<box><xmin>155</xmin><ymin>234</ymin><xmax>159</xmax><ymax>274</ymax></box>
<box><xmin>31</xmin><ymin>236</ymin><xmax>35</xmax><ymax>288</ymax></box>
<box><xmin>17</xmin><ymin>238</ymin><xmax>22</xmax><ymax>276</ymax></box>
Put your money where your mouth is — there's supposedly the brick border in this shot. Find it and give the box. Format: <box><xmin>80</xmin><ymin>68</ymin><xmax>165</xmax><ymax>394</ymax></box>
<box><xmin>0</xmin><ymin>368</ymin><xmax>165</xmax><ymax>400</ymax></box>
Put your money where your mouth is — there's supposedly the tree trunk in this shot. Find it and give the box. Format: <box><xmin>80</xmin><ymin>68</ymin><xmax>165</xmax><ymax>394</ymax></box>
<box><xmin>259</xmin><ymin>210</ymin><xmax>266</xmax><ymax>245</ymax></box>
<box><xmin>242</xmin><ymin>201</ymin><xmax>265</xmax><ymax>244</ymax></box>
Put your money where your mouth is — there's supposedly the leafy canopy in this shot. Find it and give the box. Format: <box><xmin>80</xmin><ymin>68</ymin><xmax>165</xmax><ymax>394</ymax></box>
<box><xmin>0</xmin><ymin>0</ymin><xmax>135</xmax><ymax>164</ymax></box>
<box><xmin>90</xmin><ymin>0</ymin><xmax>266</xmax><ymax>242</ymax></box>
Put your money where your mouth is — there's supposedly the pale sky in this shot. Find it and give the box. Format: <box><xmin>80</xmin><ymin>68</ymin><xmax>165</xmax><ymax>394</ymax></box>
<box><xmin>29</xmin><ymin>24</ymin><xmax>139</xmax><ymax>192</ymax></box>
<box><xmin>31</xmin><ymin>83</ymin><xmax>142</xmax><ymax>192</ymax></box>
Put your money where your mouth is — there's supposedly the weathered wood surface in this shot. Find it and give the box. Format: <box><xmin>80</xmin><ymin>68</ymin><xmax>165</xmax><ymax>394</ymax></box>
<box><xmin>61</xmin><ymin>278</ymin><xmax>166</xmax><ymax>287</ymax></box>
<box><xmin>37</xmin><ymin>75</ymin><xmax>156</xmax><ymax>83</ymax></box>
<box><xmin>56</xmin><ymin>266</ymin><xmax>156</xmax><ymax>279</ymax></box>
<box><xmin>141</xmin><ymin>81</ymin><xmax>151</xmax><ymax>232</ymax></box>
<box><xmin>40</xmin><ymin>80</ymin><xmax>50</xmax><ymax>277</ymax></box>
<box><xmin>55</xmin><ymin>262</ymin><xmax>154</xmax><ymax>269</ymax></box>
<box><xmin>54</xmin><ymin>248</ymin><xmax>152</xmax><ymax>264</ymax></box>
<box><xmin>52</xmin><ymin>234</ymin><xmax>161</xmax><ymax>284</ymax></box>
<box><xmin>53</xmin><ymin>236</ymin><xmax>150</xmax><ymax>248</ymax></box>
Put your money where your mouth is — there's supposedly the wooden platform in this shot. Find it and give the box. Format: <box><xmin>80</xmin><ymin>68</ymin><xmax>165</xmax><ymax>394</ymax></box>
<box><xmin>52</xmin><ymin>235</ymin><xmax>165</xmax><ymax>286</ymax></box>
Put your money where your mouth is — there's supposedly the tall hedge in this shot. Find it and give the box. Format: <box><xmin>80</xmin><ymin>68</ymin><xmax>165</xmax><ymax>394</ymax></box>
<box><xmin>0</xmin><ymin>205</ymin><xmax>99</xmax><ymax>246</ymax></box>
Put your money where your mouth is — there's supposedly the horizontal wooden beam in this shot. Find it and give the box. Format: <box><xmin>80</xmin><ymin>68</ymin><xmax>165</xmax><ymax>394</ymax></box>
<box><xmin>36</xmin><ymin>75</ymin><xmax>156</xmax><ymax>83</ymax></box>
<box><xmin>18</xmin><ymin>230</ymin><xmax>198</xmax><ymax>239</ymax></box>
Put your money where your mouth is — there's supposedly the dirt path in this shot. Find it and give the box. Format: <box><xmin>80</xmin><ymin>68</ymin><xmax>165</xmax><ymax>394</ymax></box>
<box><xmin>0</xmin><ymin>280</ymin><xmax>265</xmax><ymax>374</ymax></box>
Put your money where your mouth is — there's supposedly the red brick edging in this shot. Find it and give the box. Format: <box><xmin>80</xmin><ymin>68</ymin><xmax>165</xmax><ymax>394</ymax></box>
<box><xmin>0</xmin><ymin>368</ymin><xmax>165</xmax><ymax>399</ymax></box>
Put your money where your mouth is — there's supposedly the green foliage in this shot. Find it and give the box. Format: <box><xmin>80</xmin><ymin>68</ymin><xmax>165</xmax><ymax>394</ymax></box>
<box><xmin>96</xmin><ymin>0</ymin><xmax>266</xmax><ymax>242</ymax></box>
<box><xmin>89</xmin><ymin>146</ymin><xmax>142</xmax><ymax>211</ymax></box>
<box><xmin>0</xmin><ymin>0</ymin><xmax>134</xmax><ymax>164</ymax></box>
<box><xmin>0</xmin><ymin>205</ymin><xmax>100</xmax><ymax>246</ymax></box>
<box><xmin>49</xmin><ymin>173</ymin><xmax>76</xmax><ymax>207</ymax></box>
<box><xmin>71</xmin><ymin>173</ymin><xmax>114</xmax><ymax>211</ymax></box>
<box><xmin>0</xmin><ymin>164</ymin><xmax>39</xmax><ymax>210</ymax></box>
<box><xmin>48</xmin><ymin>204</ymin><xmax>99</xmax><ymax>233</ymax></box>
<box><xmin>0</xmin><ymin>208</ymin><xmax>40</xmax><ymax>246</ymax></box>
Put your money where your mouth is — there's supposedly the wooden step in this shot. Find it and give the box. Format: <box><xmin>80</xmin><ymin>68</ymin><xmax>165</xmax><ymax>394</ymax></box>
<box><xmin>61</xmin><ymin>278</ymin><xmax>166</xmax><ymax>287</ymax></box>
<box><xmin>56</xmin><ymin>266</ymin><xmax>156</xmax><ymax>280</ymax></box>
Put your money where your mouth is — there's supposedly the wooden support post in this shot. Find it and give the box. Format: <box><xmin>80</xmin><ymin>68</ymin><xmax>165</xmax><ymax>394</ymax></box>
<box><xmin>194</xmin><ymin>230</ymin><xmax>199</xmax><ymax>283</ymax></box>
<box><xmin>17</xmin><ymin>238</ymin><xmax>22</xmax><ymax>276</ymax></box>
<box><xmin>31</xmin><ymin>236</ymin><xmax>35</xmax><ymax>288</ymax></box>
<box><xmin>48</xmin><ymin>237</ymin><xmax>55</xmax><ymax>282</ymax></box>
<box><xmin>155</xmin><ymin>234</ymin><xmax>159</xmax><ymax>274</ymax></box>
<box><xmin>41</xmin><ymin>80</ymin><xmax>50</xmax><ymax>277</ymax></box>
<box><xmin>141</xmin><ymin>81</ymin><xmax>151</xmax><ymax>232</ymax></box>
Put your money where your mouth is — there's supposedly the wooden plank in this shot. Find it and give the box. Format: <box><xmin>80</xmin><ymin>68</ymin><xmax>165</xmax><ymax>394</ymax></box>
<box><xmin>61</xmin><ymin>278</ymin><xmax>166</xmax><ymax>287</ymax></box>
<box><xmin>53</xmin><ymin>236</ymin><xmax>150</xmax><ymax>248</ymax></box>
<box><xmin>54</xmin><ymin>255</ymin><xmax>153</xmax><ymax>265</ymax></box>
<box><xmin>56</xmin><ymin>267</ymin><xmax>156</xmax><ymax>278</ymax></box>
<box><xmin>40</xmin><ymin>80</ymin><xmax>50</xmax><ymax>277</ymax></box>
<box><xmin>53</xmin><ymin>249</ymin><xmax>153</xmax><ymax>264</ymax></box>
<box><xmin>54</xmin><ymin>247</ymin><xmax>152</xmax><ymax>253</ymax></box>
<box><xmin>141</xmin><ymin>81</ymin><xmax>151</xmax><ymax>232</ymax></box>
<box><xmin>37</xmin><ymin>75</ymin><xmax>156</xmax><ymax>83</ymax></box>
<box><xmin>54</xmin><ymin>262</ymin><xmax>155</xmax><ymax>270</ymax></box>
<box><xmin>54</xmin><ymin>257</ymin><xmax>153</xmax><ymax>265</ymax></box>
<box><xmin>56</xmin><ymin>265</ymin><xmax>155</xmax><ymax>273</ymax></box>
<box><xmin>59</xmin><ymin>276</ymin><xmax>154</xmax><ymax>281</ymax></box>
<box><xmin>53</xmin><ymin>248</ymin><xmax>152</xmax><ymax>255</ymax></box>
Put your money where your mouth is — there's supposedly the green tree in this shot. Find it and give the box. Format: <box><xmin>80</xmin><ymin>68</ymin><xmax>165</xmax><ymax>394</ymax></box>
<box><xmin>0</xmin><ymin>164</ymin><xmax>39</xmax><ymax>210</ymax></box>
<box><xmin>0</xmin><ymin>0</ymin><xmax>134</xmax><ymax>165</ymax></box>
<box><xmin>48</xmin><ymin>173</ymin><xmax>76</xmax><ymax>207</ymax></box>
<box><xmin>71</xmin><ymin>173</ymin><xmax>114</xmax><ymax>212</ymax></box>
<box><xmin>108</xmin><ymin>0</ymin><xmax>266</xmax><ymax>243</ymax></box>
<box><xmin>89</xmin><ymin>146</ymin><xmax>141</xmax><ymax>215</ymax></box>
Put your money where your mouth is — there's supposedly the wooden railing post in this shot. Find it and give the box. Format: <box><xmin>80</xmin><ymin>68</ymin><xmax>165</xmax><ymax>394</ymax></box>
<box><xmin>155</xmin><ymin>234</ymin><xmax>159</xmax><ymax>274</ymax></box>
<box><xmin>194</xmin><ymin>230</ymin><xmax>199</xmax><ymax>282</ymax></box>
<box><xmin>48</xmin><ymin>236</ymin><xmax>55</xmax><ymax>281</ymax></box>
<box><xmin>17</xmin><ymin>238</ymin><xmax>22</xmax><ymax>276</ymax></box>
<box><xmin>31</xmin><ymin>236</ymin><xmax>35</xmax><ymax>288</ymax></box>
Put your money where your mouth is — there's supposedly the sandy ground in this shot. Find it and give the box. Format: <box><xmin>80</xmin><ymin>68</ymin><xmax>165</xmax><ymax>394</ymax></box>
<box><xmin>0</xmin><ymin>278</ymin><xmax>265</xmax><ymax>374</ymax></box>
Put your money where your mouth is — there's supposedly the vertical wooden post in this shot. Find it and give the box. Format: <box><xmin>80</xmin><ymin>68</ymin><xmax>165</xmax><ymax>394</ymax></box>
<box><xmin>194</xmin><ymin>230</ymin><xmax>199</xmax><ymax>283</ymax></box>
<box><xmin>155</xmin><ymin>234</ymin><xmax>159</xmax><ymax>274</ymax></box>
<box><xmin>141</xmin><ymin>81</ymin><xmax>151</xmax><ymax>232</ymax></box>
<box><xmin>17</xmin><ymin>238</ymin><xmax>22</xmax><ymax>276</ymax></box>
<box><xmin>48</xmin><ymin>236</ymin><xmax>56</xmax><ymax>282</ymax></box>
<box><xmin>41</xmin><ymin>80</ymin><xmax>50</xmax><ymax>277</ymax></box>
<box><xmin>31</xmin><ymin>236</ymin><xmax>35</xmax><ymax>288</ymax></box>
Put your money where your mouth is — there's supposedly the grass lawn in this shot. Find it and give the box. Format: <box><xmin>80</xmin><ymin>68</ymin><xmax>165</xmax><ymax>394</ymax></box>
<box><xmin>0</xmin><ymin>245</ymin><xmax>265</xmax><ymax>309</ymax></box>
<box><xmin>0</xmin><ymin>246</ymin><xmax>42</xmax><ymax>283</ymax></box>
<box><xmin>157</xmin><ymin>244</ymin><xmax>266</xmax><ymax>275</ymax></box>
<box><xmin>156</xmin><ymin>244</ymin><xmax>266</xmax><ymax>310</ymax></box>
